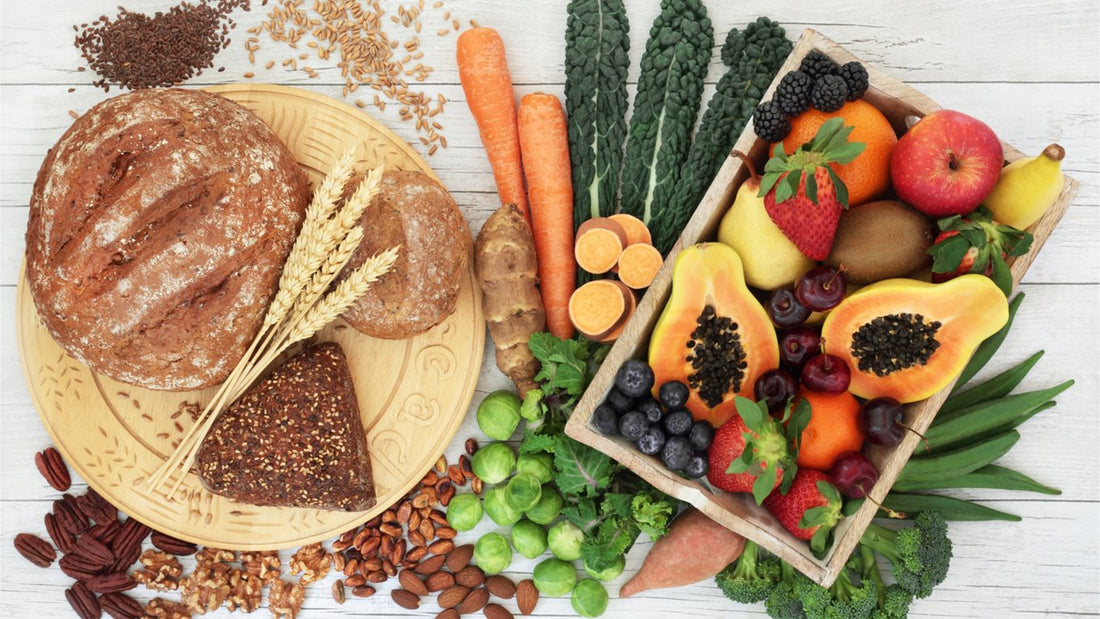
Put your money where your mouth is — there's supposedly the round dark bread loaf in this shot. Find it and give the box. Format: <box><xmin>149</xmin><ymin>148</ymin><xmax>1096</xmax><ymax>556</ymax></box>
<box><xmin>25</xmin><ymin>88</ymin><xmax>310</xmax><ymax>391</ymax></box>
<box><xmin>338</xmin><ymin>170</ymin><xmax>471</xmax><ymax>339</ymax></box>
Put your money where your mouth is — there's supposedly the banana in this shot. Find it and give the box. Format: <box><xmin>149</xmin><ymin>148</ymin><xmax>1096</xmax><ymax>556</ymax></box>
<box><xmin>984</xmin><ymin>143</ymin><xmax>1065</xmax><ymax>229</ymax></box>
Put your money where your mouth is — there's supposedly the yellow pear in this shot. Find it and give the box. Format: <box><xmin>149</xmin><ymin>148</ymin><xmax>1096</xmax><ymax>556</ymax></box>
<box><xmin>985</xmin><ymin>144</ymin><xmax>1065</xmax><ymax>229</ymax></box>
<box><xmin>717</xmin><ymin>153</ymin><xmax>813</xmax><ymax>290</ymax></box>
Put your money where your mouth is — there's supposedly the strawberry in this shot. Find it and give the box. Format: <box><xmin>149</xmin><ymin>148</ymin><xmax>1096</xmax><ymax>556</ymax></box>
<box><xmin>763</xmin><ymin>468</ymin><xmax>843</xmax><ymax>554</ymax></box>
<box><xmin>928</xmin><ymin>206</ymin><xmax>1033</xmax><ymax>296</ymax></box>
<box><xmin>760</xmin><ymin>117</ymin><xmax>866</xmax><ymax>261</ymax></box>
<box><xmin>706</xmin><ymin>396</ymin><xmax>810</xmax><ymax>505</ymax></box>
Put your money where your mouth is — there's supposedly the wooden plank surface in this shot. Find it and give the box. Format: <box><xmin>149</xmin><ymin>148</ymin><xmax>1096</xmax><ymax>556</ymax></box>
<box><xmin>1</xmin><ymin>0</ymin><xmax>1098</xmax><ymax>617</ymax></box>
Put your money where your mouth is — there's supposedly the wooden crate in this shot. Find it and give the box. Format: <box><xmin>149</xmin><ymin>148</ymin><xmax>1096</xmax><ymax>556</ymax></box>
<box><xmin>564</xmin><ymin>29</ymin><xmax>1079</xmax><ymax>587</ymax></box>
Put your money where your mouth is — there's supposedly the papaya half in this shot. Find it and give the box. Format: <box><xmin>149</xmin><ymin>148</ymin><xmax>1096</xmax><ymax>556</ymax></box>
<box><xmin>821</xmin><ymin>274</ymin><xmax>1009</xmax><ymax>403</ymax></box>
<box><xmin>648</xmin><ymin>243</ymin><xmax>779</xmax><ymax>427</ymax></box>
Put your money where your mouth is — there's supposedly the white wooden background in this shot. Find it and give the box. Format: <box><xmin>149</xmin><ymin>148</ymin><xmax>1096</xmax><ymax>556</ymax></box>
<box><xmin>2</xmin><ymin>1</ymin><xmax>1098</xmax><ymax>617</ymax></box>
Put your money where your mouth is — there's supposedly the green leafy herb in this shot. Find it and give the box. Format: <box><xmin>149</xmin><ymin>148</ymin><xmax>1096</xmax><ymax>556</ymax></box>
<box><xmin>554</xmin><ymin>437</ymin><xmax>615</xmax><ymax>497</ymax></box>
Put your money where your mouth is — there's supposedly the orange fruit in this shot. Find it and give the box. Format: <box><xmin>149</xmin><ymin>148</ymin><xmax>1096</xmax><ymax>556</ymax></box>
<box><xmin>773</xmin><ymin>100</ymin><xmax>897</xmax><ymax>207</ymax></box>
<box><xmin>795</xmin><ymin>388</ymin><xmax>864</xmax><ymax>470</ymax></box>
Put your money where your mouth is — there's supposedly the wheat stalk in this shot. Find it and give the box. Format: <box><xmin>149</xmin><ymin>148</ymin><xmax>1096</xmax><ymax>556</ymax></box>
<box><xmin>148</xmin><ymin>154</ymin><xmax>394</xmax><ymax>494</ymax></box>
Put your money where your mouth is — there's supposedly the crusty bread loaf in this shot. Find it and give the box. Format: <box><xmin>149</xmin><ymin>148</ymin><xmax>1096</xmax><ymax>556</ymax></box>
<box><xmin>339</xmin><ymin>170</ymin><xmax>472</xmax><ymax>339</ymax></box>
<box><xmin>196</xmin><ymin>342</ymin><xmax>376</xmax><ymax>512</ymax></box>
<box><xmin>25</xmin><ymin>88</ymin><xmax>309</xmax><ymax>391</ymax></box>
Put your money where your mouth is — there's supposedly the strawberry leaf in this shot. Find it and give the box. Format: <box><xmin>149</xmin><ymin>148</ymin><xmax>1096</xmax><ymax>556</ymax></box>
<box><xmin>812</xmin><ymin>117</ymin><xmax>845</xmax><ymax>148</ymax></box>
<box><xmin>735</xmin><ymin>396</ymin><xmax>765</xmax><ymax>432</ymax></box>
<box><xmin>990</xmin><ymin>253</ymin><xmax>1014</xmax><ymax>296</ymax></box>
<box><xmin>759</xmin><ymin>171</ymin><xmax>782</xmax><ymax>197</ymax></box>
<box><xmin>785</xmin><ymin>398</ymin><xmax>812</xmax><ymax>455</ymax></box>
<box><xmin>805</xmin><ymin>170</ymin><xmax>818</xmax><ymax>203</ymax></box>
<box><xmin>752</xmin><ymin>463</ymin><xmax>778</xmax><ymax>505</ymax></box>
<box><xmin>929</xmin><ymin>234</ymin><xmax>970</xmax><ymax>272</ymax></box>
<box><xmin>726</xmin><ymin>448</ymin><xmax>754</xmax><ymax>474</ymax></box>
<box><xmin>830</xmin><ymin>141</ymin><xmax>867</xmax><ymax>164</ymax></box>
<box><xmin>824</xmin><ymin>166</ymin><xmax>850</xmax><ymax>209</ymax></box>
<box><xmin>777</xmin><ymin>463</ymin><xmax>798</xmax><ymax>495</ymax></box>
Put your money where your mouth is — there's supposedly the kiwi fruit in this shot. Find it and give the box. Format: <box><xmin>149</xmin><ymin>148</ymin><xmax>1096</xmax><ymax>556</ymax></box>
<box><xmin>826</xmin><ymin>200</ymin><xmax>935</xmax><ymax>284</ymax></box>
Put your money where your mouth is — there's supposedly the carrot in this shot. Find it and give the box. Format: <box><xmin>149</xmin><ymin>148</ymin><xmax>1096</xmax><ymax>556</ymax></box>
<box><xmin>518</xmin><ymin>92</ymin><xmax>575</xmax><ymax>339</ymax></box>
<box><xmin>574</xmin><ymin>217</ymin><xmax>628</xmax><ymax>274</ymax></box>
<box><xmin>609</xmin><ymin>213</ymin><xmax>652</xmax><ymax>246</ymax></box>
<box><xmin>620</xmin><ymin>508</ymin><xmax>746</xmax><ymax>598</ymax></box>
<box><xmin>617</xmin><ymin>243</ymin><xmax>663</xmax><ymax>290</ymax></box>
<box><xmin>457</xmin><ymin>28</ymin><xmax>528</xmax><ymax>218</ymax></box>
<box><xmin>568</xmin><ymin>279</ymin><xmax>635</xmax><ymax>342</ymax></box>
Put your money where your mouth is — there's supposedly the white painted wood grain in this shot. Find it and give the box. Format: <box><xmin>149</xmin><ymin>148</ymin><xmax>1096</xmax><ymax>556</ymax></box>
<box><xmin>1</xmin><ymin>0</ymin><xmax>1098</xmax><ymax>617</ymax></box>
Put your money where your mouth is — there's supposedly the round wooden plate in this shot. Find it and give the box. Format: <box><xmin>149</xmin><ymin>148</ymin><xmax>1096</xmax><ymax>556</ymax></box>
<box><xmin>16</xmin><ymin>84</ymin><xmax>484</xmax><ymax>550</ymax></box>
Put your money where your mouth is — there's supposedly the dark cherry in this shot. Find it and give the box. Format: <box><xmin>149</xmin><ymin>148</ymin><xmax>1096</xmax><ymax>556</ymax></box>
<box><xmin>795</xmin><ymin>265</ymin><xmax>847</xmax><ymax>312</ymax></box>
<box><xmin>779</xmin><ymin>327</ymin><xmax>821</xmax><ymax>370</ymax></box>
<box><xmin>829</xmin><ymin>451</ymin><xmax>879</xmax><ymax>499</ymax></box>
<box><xmin>753</xmin><ymin>369</ymin><xmax>799</xmax><ymax>413</ymax></box>
<box><xmin>801</xmin><ymin>353</ymin><xmax>851</xmax><ymax>393</ymax></box>
<box><xmin>859</xmin><ymin>397</ymin><xmax>906</xmax><ymax>446</ymax></box>
<box><xmin>766</xmin><ymin>287</ymin><xmax>811</xmax><ymax>329</ymax></box>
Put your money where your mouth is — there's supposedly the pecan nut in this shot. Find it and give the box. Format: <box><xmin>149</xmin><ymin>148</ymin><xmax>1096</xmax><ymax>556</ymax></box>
<box><xmin>87</xmin><ymin>571</ymin><xmax>137</xmax><ymax>593</ymax></box>
<box><xmin>53</xmin><ymin>497</ymin><xmax>89</xmax><ymax>536</ymax></box>
<box><xmin>65</xmin><ymin>581</ymin><xmax>101</xmax><ymax>619</ymax></box>
<box><xmin>75</xmin><ymin>534</ymin><xmax>117</xmax><ymax>567</ymax></box>
<box><xmin>100</xmin><ymin>591</ymin><xmax>144</xmax><ymax>619</ymax></box>
<box><xmin>75</xmin><ymin>489</ymin><xmax>117</xmax><ymax>525</ymax></box>
<box><xmin>34</xmin><ymin>447</ymin><xmax>71</xmax><ymax>491</ymax></box>
<box><xmin>45</xmin><ymin>512</ymin><xmax>76</xmax><ymax>554</ymax></box>
<box><xmin>13</xmin><ymin>533</ymin><xmax>56</xmax><ymax>567</ymax></box>
<box><xmin>88</xmin><ymin>521</ymin><xmax>122</xmax><ymax>547</ymax></box>
<box><xmin>60</xmin><ymin>552</ymin><xmax>106</xmax><ymax>581</ymax></box>
<box><xmin>151</xmin><ymin>532</ymin><xmax>198</xmax><ymax>556</ymax></box>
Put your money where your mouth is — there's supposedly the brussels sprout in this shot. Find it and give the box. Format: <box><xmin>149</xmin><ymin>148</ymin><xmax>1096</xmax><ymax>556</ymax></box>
<box><xmin>520</xmin><ymin>388</ymin><xmax>545</xmax><ymax>422</ymax></box>
<box><xmin>477</xmin><ymin>390</ymin><xmax>522</xmax><ymax>440</ymax></box>
<box><xmin>571</xmin><ymin>579</ymin><xmax>609</xmax><ymax>617</ymax></box>
<box><xmin>516</xmin><ymin>452</ymin><xmax>554</xmax><ymax>484</ymax></box>
<box><xmin>445</xmin><ymin>492</ymin><xmax>483</xmax><ymax>532</ymax></box>
<box><xmin>532</xmin><ymin>558</ymin><xmax>576</xmax><ymax>597</ymax></box>
<box><xmin>547</xmin><ymin>520</ymin><xmax>583</xmax><ymax>561</ymax></box>
<box><xmin>525</xmin><ymin>486</ymin><xmax>563</xmax><ymax>525</ymax></box>
<box><xmin>504</xmin><ymin>473</ymin><xmax>542</xmax><ymax>512</ymax></box>
<box><xmin>510</xmin><ymin>519</ymin><xmax>548</xmax><ymax>559</ymax></box>
<box><xmin>483</xmin><ymin>486</ymin><xmax>522</xmax><ymax>526</ymax></box>
<box><xmin>471</xmin><ymin>442</ymin><xmax>516</xmax><ymax>484</ymax></box>
<box><xmin>474</xmin><ymin>532</ymin><xmax>512</xmax><ymax>575</ymax></box>
<box><xmin>583</xmin><ymin>555</ymin><xmax>625</xmax><ymax>582</ymax></box>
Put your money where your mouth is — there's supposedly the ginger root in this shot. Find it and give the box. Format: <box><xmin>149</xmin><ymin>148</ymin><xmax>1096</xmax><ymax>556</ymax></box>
<box><xmin>475</xmin><ymin>204</ymin><xmax>546</xmax><ymax>396</ymax></box>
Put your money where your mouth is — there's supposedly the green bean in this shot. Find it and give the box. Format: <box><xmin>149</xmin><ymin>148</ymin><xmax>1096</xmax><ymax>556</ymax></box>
<box><xmin>881</xmin><ymin>493</ymin><xmax>1021</xmax><ymax>522</ymax></box>
<box><xmin>891</xmin><ymin>464</ymin><xmax>1061</xmax><ymax>495</ymax></box>
<box><xmin>940</xmin><ymin>351</ymin><xmax>1044</xmax><ymax>416</ymax></box>
<box><xmin>926</xmin><ymin>382</ymin><xmax>1072</xmax><ymax>452</ymax></box>
<box><xmin>950</xmin><ymin>291</ymin><xmax>1024</xmax><ymax>394</ymax></box>
<box><xmin>899</xmin><ymin>431</ymin><xmax>1019</xmax><ymax>484</ymax></box>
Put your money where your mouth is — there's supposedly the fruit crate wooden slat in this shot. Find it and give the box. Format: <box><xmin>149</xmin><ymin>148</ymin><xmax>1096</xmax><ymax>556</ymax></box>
<box><xmin>564</xmin><ymin>28</ymin><xmax>1079</xmax><ymax>587</ymax></box>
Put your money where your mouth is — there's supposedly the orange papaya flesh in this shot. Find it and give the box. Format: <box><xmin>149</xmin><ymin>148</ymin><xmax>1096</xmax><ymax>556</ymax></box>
<box><xmin>821</xmin><ymin>274</ymin><xmax>1009</xmax><ymax>403</ymax></box>
<box><xmin>647</xmin><ymin>243</ymin><xmax>780</xmax><ymax>427</ymax></box>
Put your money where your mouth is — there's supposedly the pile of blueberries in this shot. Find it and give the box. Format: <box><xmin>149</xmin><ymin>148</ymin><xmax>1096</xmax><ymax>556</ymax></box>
<box><xmin>591</xmin><ymin>360</ymin><xmax>714</xmax><ymax>478</ymax></box>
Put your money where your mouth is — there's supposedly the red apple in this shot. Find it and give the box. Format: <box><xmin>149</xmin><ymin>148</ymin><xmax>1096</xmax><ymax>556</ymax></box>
<box><xmin>890</xmin><ymin>110</ymin><xmax>1003</xmax><ymax>217</ymax></box>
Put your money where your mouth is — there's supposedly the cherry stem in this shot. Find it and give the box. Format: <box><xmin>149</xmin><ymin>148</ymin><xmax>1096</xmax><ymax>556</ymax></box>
<box><xmin>898</xmin><ymin>422</ymin><xmax>931</xmax><ymax>453</ymax></box>
<box><xmin>858</xmin><ymin>484</ymin><xmax>907</xmax><ymax>519</ymax></box>
<box><xmin>823</xmin><ymin>265</ymin><xmax>846</xmax><ymax>291</ymax></box>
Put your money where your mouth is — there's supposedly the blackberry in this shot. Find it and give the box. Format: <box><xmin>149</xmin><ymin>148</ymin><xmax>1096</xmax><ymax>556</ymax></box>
<box><xmin>774</xmin><ymin>70</ymin><xmax>813</xmax><ymax>117</ymax></box>
<box><xmin>811</xmin><ymin>74</ymin><xmax>849</xmax><ymax>112</ymax></box>
<box><xmin>799</xmin><ymin>50</ymin><xmax>839</xmax><ymax>81</ymax></box>
<box><xmin>752</xmin><ymin>100</ymin><xmax>790</xmax><ymax>143</ymax></box>
<box><xmin>837</xmin><ymin>61</ymin><xmax>869</xmax><ymax>101</ymax></box>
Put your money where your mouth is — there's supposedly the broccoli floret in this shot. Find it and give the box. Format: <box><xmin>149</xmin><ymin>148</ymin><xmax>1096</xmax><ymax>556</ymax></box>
<box><xmin>861</xmin><ymin>511</ymin><xmax>952</xmax><ymax>599</ymax></box>
<box><xmin>764</xmin><ymin>561</ymin><xmax>807</xmax><ymax>619</ymax></box>
<box><xmin>794</xmin><ymin>573</ymin><xmax>833</xmax><ymax>619</ymax></box>
<box><xmin>716</xmin><ymin>540</ymin><xmax>782</xmax><ymax>603</ymax></box>
<box><xmin>871</xmin><ymin>585</ymin><xmax>914</xmax><ymax>619</ymax></box>
<box><xmin>815</xmin><ymin>551</ymin><xmax>879</xmax><ymax>619</ymax></box>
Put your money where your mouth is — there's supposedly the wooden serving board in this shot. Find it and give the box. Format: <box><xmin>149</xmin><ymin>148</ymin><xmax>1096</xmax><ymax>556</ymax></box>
<box><xmin>15</xmin><ymin>84</ymin><xmax>485</xmax><ymax>550</ymax></box>
<box><xmin>565</xmin><ymin>30</ymin><xmax>1079</xmax><ymax>587</ymax></box>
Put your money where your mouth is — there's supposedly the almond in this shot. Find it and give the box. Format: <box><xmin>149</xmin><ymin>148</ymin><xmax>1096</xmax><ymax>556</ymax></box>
<box><xmin>353</xmin><ymin>585</ymin><xmax>377</xmax><ymax>598</ymax></box>
<box><xmin>458</xmin><ymin>587</ymin><xmax>489</xmax><ymax>613</ymax></box>
<box><xmin>425</xmin><ymin>570</ymin><xmax>454</xmax><ymax>592</ymax></box>
<box><xmin>517</xmin><ymin>579</ymin><xmax>538</xmax><ymax>615</ymax></box>
<box><xmin>391</xmin><ymin>588</ymin><xmax>420</xmax><ymax>609</ymax></box>
<box><xmin>436</xmin><ymin>610</ymin><xmax>460</xmax><ymax>619</ymax></box>
<box><xmin>485</xmin><ymin>574</ymin><xmax>517</xmax><ymax>599</ymax></box>
<box><xmin>399</xmin><ymin>570</ymin><xmax>429</xmax><ymax>596</ymax></box>
<box><xmin>437</xmin><ymin>585</ymin><xmax>471</xmax><ymax>609</ymax></box>
<box><xmin>406</xmin><ymin>545</ymin><xmax>428</xmax><ymax>563</ymax></box>
<box><xmin>414</xmin><ymin>554</ymin><xmax>446</xmax><ymax>575</ymax></box>
<box><xmin>454</xmin><ymin>565</ymin><xmax>485</xmax><ymax>588</ymax></box>
<box><xmin>331</xmin><ymin>580</ymin><xmax>346</xmax><ymax>604</ymax></box>
<box><xmin>428</xmin><ymin>539</ymin><xmax>454</xmax><ymax>555</ymax></box>
<box><xmin>445</xmin><ymin>544</ymin><xmax>474</xmax><ymax>572</ymax></box>
<box><xmin>484</xmin><ymin>602</ymin><xmax>515</xmax><ymax>619</ymax></box>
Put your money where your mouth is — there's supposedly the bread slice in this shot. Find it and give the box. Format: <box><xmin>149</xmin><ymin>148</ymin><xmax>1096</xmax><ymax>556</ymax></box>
<box><xmin>196</xmin><ymin>342</ymin><xmax>376</xmax><ymax>511</ymax></box>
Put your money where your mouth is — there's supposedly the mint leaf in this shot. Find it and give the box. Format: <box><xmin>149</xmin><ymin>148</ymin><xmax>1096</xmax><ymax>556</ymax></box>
<box><xmin>554</xmin><ymin>437</ymin><xmax>615</xmax><ymax>497</ymax></box>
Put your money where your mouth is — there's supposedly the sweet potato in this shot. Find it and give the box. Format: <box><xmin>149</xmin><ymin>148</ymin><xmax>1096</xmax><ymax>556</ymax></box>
<box><xmin>616</xmin><ymin>243</ymin><xmax>663</xmax><ymax>290</ymax></box>
<box><xmin>574</xmin><ymin>217</ymin><xmax>628</xmax><ymax>274</ymax></box>
<box><xmin>568</xmin><ymin>279</ymin><xmax>635</xmax><ymax>342</ymax></box>
<box><xmin>620</xmin><ymin>508</ymin><xmax>746</xmax><ymax>597</ymax></box>
<box><xmin>475</xmin><ymin>204</ymin><xmax>547</xmax><ymax>396</ymax></box>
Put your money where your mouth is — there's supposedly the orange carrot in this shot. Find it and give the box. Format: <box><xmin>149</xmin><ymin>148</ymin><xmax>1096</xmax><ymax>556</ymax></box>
<box><xmin>457</xmin><ymin>28</ymin><xmax>528</xmax><ymax>218</ymax></box>
<box><xmin>518</xmin><ymin>92</ymin><xmax>575</xmax><ymax>339</ymax></box>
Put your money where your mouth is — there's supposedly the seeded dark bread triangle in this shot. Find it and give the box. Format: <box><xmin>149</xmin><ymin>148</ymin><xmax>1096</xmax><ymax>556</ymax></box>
<box><xmin>196</xmin><ymin>342</ymin><xmax>376</xmax><ymax>511</ymax></box>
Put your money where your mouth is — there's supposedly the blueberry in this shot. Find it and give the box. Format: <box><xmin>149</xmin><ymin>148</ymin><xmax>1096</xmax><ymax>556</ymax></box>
<box><xmin>605</xmin><ymin>388</ymin><xmax>634</xmax><ymax>414</ymax></box>
<box><xmin>688</xmin><ymin>420</ymin><xmax>715</xmax><ymax>451</ymax></box>
<box><xmin>637</xmin><ymin>397</ymin><xmax>663</xmax><ymax>425</ymax></box>
<box><xmin>662</xmin><ymin>410</ymin><xmax>693</xmax><ymax>437</ymax></box>
<box><xmin>684</xmin><ymin>454</ymin><xmax>708</xmax><ymax>479</ymax></box>
<box><xmin>636</xmin><ymin>426</ymin><xmax>666</xmax><ymax>456</ymax></box>
<box><xmin>618</xmin><ymin>411</ymin><xmax>649</xmax><ymax>442</ymax></box>
<box><xmin>658</xmin><ymin>381</ymin><xmax>690</xmax><ymax>409</ymax></box>
<box><xmin>615</xmin><ymin>360</ymin><xmax>655</xmax><ymax>398</ymax></box>
<box><xmin>592</xmin><ymin>405</ymin><xmax>619</xmax><ymax>435</ymax></box>
<box><xmin>661</xmin><ymin>436</ymin><xmax>692</xmax><ymax>471</ymax></box>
